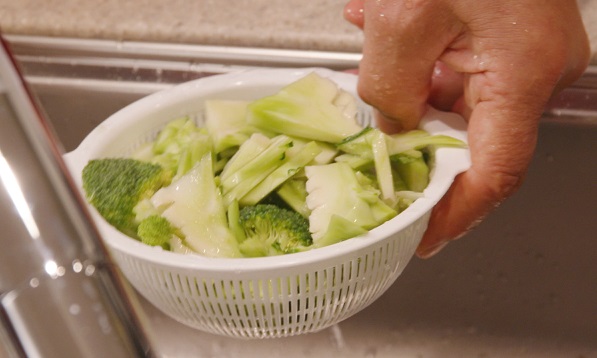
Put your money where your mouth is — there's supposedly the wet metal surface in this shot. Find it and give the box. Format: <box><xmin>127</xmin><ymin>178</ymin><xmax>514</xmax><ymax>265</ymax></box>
<box><xmin>0</xmin><ymin>38</ymin><xmax>155</xmax><ymax>357</ymax></box>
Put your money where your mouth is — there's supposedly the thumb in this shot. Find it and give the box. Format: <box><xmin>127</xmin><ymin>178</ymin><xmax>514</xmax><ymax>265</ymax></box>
<box><xmin>344</xmin><ymin>0</ymin><xmax>365</xmax><ymax>29</ymax></box>
<box><xmin>416</xmin><ymin>98</ymin><xmax>541</xmax><ymax>258</ymax></box>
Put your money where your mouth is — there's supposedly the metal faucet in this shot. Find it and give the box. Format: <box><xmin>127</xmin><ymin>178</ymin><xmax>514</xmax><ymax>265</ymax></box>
<box><xmin>0</xmin><ymin>37</ymin><xmax>156</xmax><ymax>357</ymax></box>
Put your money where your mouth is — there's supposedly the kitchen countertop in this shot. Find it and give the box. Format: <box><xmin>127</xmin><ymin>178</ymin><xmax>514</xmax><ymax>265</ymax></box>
<box><xmin>0</xmin><ymin>0</ymin><xmax>361</xmax><ymax>53</ymax></box>
<box><xmin>0</xmin><ymin>0</ymin><xmax>597</xmax><ymax>64</ymax></box>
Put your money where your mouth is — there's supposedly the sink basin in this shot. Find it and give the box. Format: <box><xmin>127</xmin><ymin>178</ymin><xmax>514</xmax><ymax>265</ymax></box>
<box><xmin>7</xmin><ymin>36</ymin><xmax>597</xmax><ymax>357</ymax></box>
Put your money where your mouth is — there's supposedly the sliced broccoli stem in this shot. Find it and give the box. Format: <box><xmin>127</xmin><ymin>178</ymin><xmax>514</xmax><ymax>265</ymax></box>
<box><xmin>392</xmin><ymin>151</ymin><xmax>430</xmax><ymax>192</ymax></box>
<box><xmin>204</xmin><ymin>99</ymin><xmax>251</xmax><ymax>153</ymax></box>
<box><xmin>246</xmin><ymin>72</ymin><xmax>363</xmax><ymax>143</ymax></box>
<box><xmin>240</xmin><ymin>141</ymin><xmax>322</xmax><ymax>206</ymax></box>
<box><xmin>386</xmin><ymin>130</ymin><xmax>466</xmax><ymax>155</ymax></box>
<box><xmin>150</xmin><ymin>154</ymin><xmax>242</xmax><ymax>258</ymax></box>
<box><xmin>371</xmin><ymin>129</ymin><xmax>396</xmax><ymax>205</ymax></box>
<box><xmin>305</xmin><ymin>162</ymin><xmax>397</xmax><ymax>245</ymax></box>
<box><xmin>312</xmin><ymin>215</ymin><xmax>368</xmax><ymax>248</ymax></box>
<box><xmin>219</xmin><ymin>133</ymin><xmax>271</xmax><ymax>182</ymax></box>
<box><xmin>276</xmin><ymin>178</ymin><xmax>310</xmax><ymax>218</ymax></box>
<box><xmin>220</xmin><ymin>135</ymin><xmax>293</xmax><ymax>206</ymax></box>
<box><xmin>227</xmin><ymin>200</ymin><xmax>246</xmax><ymax>243</ymax></box>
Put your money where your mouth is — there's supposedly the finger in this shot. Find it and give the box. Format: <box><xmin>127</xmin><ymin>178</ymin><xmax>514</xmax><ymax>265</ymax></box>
<box><xmin>373</xmin><ymin>108</ymin><xmax>405</xmax><ymax>134</ymax></box>
<box><xmin>428</xmin><ymin>61</ymin><xmax>464</xmax><ymax>112</ymax></box>
<box><xmin>344</xmin><ymin>0</ymin><xmax>365</xmax><ymax>29</ymax></box>
<box><xmin>357</xmin><ymin>1</ymin><xmax>462</xmax><ymax>130</ymax></box>
<box><xmin>416</xmin><ymin>0</ymin><xmax>590</xmax><ymax>258</ymax></box>
<box><xmin>416</xmin><ymin>96</ymin><xmax>541</xmax><ymax>258</ymax></box>
<box><xmin>551</xmin><ymin>0</ymin><xmax>591</xmax><ymax>95</ymax></box>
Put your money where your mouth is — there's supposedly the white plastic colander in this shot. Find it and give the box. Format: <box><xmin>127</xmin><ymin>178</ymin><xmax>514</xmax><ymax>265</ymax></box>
<box><xmin>64</xmin><ymin>68</ymin><xmax>470</xmax><ymax>338</ymax></box>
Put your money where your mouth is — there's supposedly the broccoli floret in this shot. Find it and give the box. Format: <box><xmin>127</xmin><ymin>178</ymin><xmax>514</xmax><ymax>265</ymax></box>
<box><xmin>82</xmin><ymin>158</ymin><xmax>172</xmax><ymax>238</ymax></box>
<box><xmin>237</xmin><ymin>204</ymin><xmax>313</xmax><ymax>257</ymax></box>
<box><xmin>150</xmin><ymin>153</ymin><xmax>242</xmax><ymax>258</ymax></box>
<box><xmin>137</xmin><ymin>215</ymin><xmax>177</xmax><ymax>249</ymax></box>
<box><xmin>246</xmin><ymin>72</ymin><xmax>363</xmax><ymax>143</ymax></box>
<box><xmin>305</xmin><ymin>162</ymin><xmax>397</xmax><ymax>247</ymax></box>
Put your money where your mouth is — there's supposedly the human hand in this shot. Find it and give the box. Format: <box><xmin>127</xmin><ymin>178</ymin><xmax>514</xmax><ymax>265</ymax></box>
<box><xmin>344</xmin><ymin>0</ymin><xmax>590</xmax><ymax>258</ymax></box>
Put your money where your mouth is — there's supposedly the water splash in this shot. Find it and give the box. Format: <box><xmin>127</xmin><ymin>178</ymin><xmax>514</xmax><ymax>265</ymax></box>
<box><xmin>330</xmin><ymin>324</ymin><xmax>346</xmax><ymax>350</ymax></box>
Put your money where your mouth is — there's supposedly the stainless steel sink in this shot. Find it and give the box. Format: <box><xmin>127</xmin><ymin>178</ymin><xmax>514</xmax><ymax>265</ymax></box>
<box><xmin>6</xmin><ymin>35</ymin><xmax>597</xmax><ymax>357</ymax></box>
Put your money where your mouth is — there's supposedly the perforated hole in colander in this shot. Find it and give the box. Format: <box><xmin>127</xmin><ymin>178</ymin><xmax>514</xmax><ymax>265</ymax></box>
<box><xmin>109</xmin><ymin>207</ymin><xmax>428</xmax><ymax>338</ymax></box>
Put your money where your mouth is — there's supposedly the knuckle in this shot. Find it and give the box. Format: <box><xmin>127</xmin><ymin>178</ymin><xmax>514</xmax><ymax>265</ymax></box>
<box><xmin>357</xmin><ymin>78</ymin><xmax>424</xmax><ymax>129</ymax></box>
<box><xmin>479</xmin><ymin>167</ymin><xmax>525</xmax><ymax>206</ymax></box>
<box><xmin>356</xmin><ymin>78</ymin><xmax>375</xmax><ymax>106</ymax></box>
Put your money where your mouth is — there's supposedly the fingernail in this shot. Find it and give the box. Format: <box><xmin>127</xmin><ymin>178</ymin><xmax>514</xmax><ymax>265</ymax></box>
<box><xmin>416</xmin><ymin>240</ymin><xmax>449</xmax><ymax>259</ymax></box>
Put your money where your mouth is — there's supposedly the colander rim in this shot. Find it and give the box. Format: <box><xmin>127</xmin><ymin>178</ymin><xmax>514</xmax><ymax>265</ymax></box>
<box><xmin>64</xmin><ymin>67</ymin><xmax>470</xmax><ymax>273</ymax></box>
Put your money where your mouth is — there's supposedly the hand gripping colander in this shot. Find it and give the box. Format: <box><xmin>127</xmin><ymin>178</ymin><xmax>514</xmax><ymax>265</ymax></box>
<box><xmin>64</xmin><ymin>68</ymin><xmax>470</xmax><ymax>339</ymax></box>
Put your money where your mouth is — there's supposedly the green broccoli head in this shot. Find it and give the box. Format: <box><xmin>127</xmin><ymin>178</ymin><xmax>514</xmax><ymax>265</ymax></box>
<box><xmin>82</xmin><ymin>158</ymin><xmax>171</xmax><ymax>238</ymax></box>
<box><xmin>238</xmin><ymin>204</ymin><xmax>313</xmax><ymax>257</ymax></box>
<box><xmin>137</xmin><ymin>215</ymin><xmax>177</xmax><ymax>249</ymax></box>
